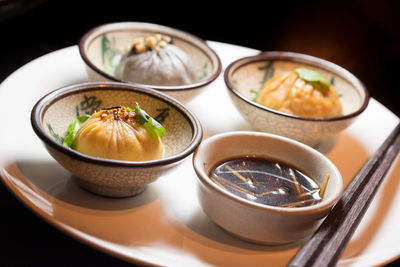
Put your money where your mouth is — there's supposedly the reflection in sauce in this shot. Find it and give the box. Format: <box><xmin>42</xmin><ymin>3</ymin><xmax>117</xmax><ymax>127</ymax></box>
<box><xmin>209</xmin><ymin>157</ymin><xmax>323</xmax><ymax>208</ymax></box>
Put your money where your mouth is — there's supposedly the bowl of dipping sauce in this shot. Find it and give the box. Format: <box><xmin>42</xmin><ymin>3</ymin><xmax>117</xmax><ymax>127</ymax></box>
<box><xmin>192</xmin><ymin>131</ymin><xmax>343</xmax><ymax>245</ymax></box>
<box><xmin>224</xmin><ymin>51</ymin><xmax>369</xmax><ymax>146</ymax></box>
<box><xmin>79</xmin><ymin>22</ymin><xmax>222</xmax><ymax>103</ymax></box>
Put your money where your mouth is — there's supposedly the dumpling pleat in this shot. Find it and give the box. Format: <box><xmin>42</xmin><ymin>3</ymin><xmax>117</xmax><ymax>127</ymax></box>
<box><xmin>74</xmin><ymin>109</ymin><xmax>163</xmax><ymax>161</ymax></box>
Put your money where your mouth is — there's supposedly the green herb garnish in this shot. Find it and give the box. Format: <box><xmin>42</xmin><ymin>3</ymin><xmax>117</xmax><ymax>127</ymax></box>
<box><xmin>63</xmin><ymin>115</ymin><xmax>90</xmax><ymax>148</ymax></box>
<box><xmin>121</xmin><ymin>106</ymin><xmax>133</xmax><ymax>112</ymax></box>
<box><xmin>250</xmin><ymin>89</ymin><xmax>260</xmax><ymax>102</ymax></box>
<box><xmin>294</xmin><ymin>68</ymin><xmax>331</xmax><ymax>93</ymax></box>
<box><xmin>134</xmin><ymin>103</ymin><xmax>166</xmax><ymax>138</ymax></box>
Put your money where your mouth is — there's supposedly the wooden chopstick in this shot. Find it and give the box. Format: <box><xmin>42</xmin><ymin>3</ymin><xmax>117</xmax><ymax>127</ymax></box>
<box><xmin>288</xmin><ymin>122</ymin><xmax>400</xmax><ymax>267</ymax></box>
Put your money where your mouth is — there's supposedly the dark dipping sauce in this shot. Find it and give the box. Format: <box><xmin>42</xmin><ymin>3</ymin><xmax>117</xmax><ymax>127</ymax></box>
<box><xmin>209</xmin><ymin>157</ymin><xmax>322</xmax><ymax>208</ymax></box>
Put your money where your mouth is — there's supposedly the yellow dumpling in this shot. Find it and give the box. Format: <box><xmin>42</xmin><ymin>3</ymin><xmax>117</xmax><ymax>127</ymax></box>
<box><xmin>73</xmin><ymin>107</ymin><xmax>163</xmax><ymax>161</ymax></box>
<box><xmin>257</xmin><ymin>71</ymin><xmax>342</xmax><ymax>118</ymax></box>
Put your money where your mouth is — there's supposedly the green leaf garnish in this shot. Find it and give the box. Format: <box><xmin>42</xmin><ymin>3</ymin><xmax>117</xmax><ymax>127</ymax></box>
<box><xmin>294</xmin><ymin>68</ymin><xmax>331</xmax><ymax>93</ymax></box>
<box><xmin>134</xmin><ymin>103</ymin><xmax>166</xmax><ymax>138</ymax></box>
<box><xmin>63</xmin><ymin>115</ymin><xmax>90</xmax><ymax>148</ymax></box>
<box><xmin>121</xmin><ymin>106</ymin><xmax>133</xmax><ymax>112</ymax></box>
<box><xmin>250</xmin><ymin>89</ymin><xmax>260</xmax><ymax>102</ymax></box>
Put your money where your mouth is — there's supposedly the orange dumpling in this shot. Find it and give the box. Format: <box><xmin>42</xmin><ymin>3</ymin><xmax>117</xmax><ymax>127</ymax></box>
<box><xmin>257</xmin><ymin>71</ymin><xmax>342</xmax><ymax>118</ymax></box>
<box><xmin>73</xmin><ymin>107</ymin><xmax>163</xmax><ymax>161</ymax></box>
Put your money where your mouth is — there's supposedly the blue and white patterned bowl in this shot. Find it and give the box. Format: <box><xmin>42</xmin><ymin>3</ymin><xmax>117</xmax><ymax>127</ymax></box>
<box><xmin>31</xmin><ymin>82</ymin><xmax>203</xmax><ymax>197</ymax></box>
<box><xmin>79</xmin><ymin>22</ymin><xmax>222</xmax><ymax>103</ymax></box>
<box><xmin>224</xmin><ymin>52</ymin><xmax>369</xmax><ymax>146</ymax></box>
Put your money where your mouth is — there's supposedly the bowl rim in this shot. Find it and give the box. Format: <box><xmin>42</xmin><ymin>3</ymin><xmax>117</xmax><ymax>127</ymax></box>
<box><xmin>192</xmin><ymin>131</ymin><xmax>343</xmax><ymax>215</ymax></box>
<box><xmin>78</xmin><ymin>21</ymin><xmax>222</xmax><ymax>91</ymax></box>
<box><xmin>31</xmin><ymin>82</ymin><xmax>203</xmax><ymax>167</ymax></box>
<box><xmin>224</xmin><ymin>51</ymin><xmax>370</xmax><ymax>122</ymax></box>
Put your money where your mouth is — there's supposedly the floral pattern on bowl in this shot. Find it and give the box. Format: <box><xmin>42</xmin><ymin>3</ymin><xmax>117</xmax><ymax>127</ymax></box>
<box><xmin>79</xmin><ymin>22</ymin><xmax>222</xmax><ymax>103</ymax></box>
<box><xmin>224</xmin><ymin>52</ymin><xmax>369</xmax><ymax>146</ymax></box>
<box><xmin>31</xmin><ymin>82</ymin><xmax>203</xmax><ymax>197</ymax></box>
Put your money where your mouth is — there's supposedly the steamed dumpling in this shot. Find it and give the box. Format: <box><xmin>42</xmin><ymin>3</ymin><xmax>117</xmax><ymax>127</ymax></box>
<box><xmin>257</xmin><ymin>70</ymin><xmax>342</xmax><ymax>118</ymax></box>
<box><xmin>73</xmin><ymin>107</ymin><xmax>163</xmax><ymax>161</ymax></box>
<box><xmin>115</xmin><ymin>34</ymin><xmax>196</xmax><ymax>86</ymax></box>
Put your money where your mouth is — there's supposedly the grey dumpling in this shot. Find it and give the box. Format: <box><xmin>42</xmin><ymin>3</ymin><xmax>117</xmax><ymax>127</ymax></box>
<box><xmin>115</xmin><ymin>44</ymin><xmax>196</xmax><ymax>86</ymax></box>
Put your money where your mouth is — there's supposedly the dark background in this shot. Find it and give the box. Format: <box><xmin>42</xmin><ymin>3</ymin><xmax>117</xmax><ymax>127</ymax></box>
<box><xmin>0</xmin><ymin>0</ymin><xmax>399</xmax><ymax>266</ymax></box>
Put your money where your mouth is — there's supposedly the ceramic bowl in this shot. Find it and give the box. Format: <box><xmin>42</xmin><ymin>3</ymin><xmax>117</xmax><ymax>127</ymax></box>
<box><xmin>193</xmin><ymin>131</ymin><xmax>343</xmax><ymax>245</ymax></box>
<box><xmin>79</xmin><ymin>22</ymin><xmax>222</xmax><ymax>103</ymax></box>
<box><xmin>224</xmin><ymin>51</ymin><xmax>369</xmax><ymax>146</ymax></box>
<box><xmin>31</xmin><ymin>82</ymin><xmax>203</xmax><ymax>197</ymax></box>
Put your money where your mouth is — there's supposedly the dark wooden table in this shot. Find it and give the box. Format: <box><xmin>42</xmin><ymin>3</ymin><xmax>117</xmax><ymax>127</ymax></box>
<box><xmin>1</xmin><ymin>0</ymin><xmax>399</xmax><ymax>266</ymax></box>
